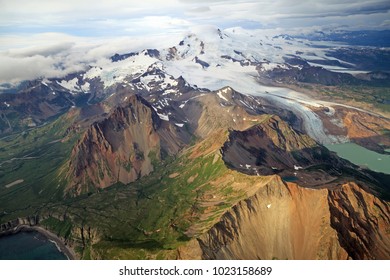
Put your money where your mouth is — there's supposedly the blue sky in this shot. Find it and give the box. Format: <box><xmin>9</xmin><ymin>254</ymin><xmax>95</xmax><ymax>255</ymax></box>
<box><xmin>0</xmin><ymin>0</ymin><xmax>389</xmax><ymax>83</ymax></box>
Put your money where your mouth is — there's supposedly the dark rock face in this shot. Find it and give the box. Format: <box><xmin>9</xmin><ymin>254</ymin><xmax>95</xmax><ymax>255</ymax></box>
<box><xmin>194</xmin><ymin>56</ymin><xmax>210</xmax><ymax>68</ymax></box>
<box><xmin>328</xmin><ymin>185</ymin><xmax>390</xmax><ymax>259</ymax></box>
<box><xmin>221</xmin><ymin>115</ymin><xmax>335</xmax><ymax>174</ymax></box>
<box><xmin>144</xmin><ymin>49</ymin><xmax>160</xmax><ymax>58</ymax></box>
<box><xmin>219</xmin><ymin>115</ymin><xmax>367</xmax><ymax>188</ymax></box>
<box><xmin>65</xmin><ymin>93</ymin><xmax>190</xmax><ymax>196</ymax></box>
<box><xmin>0</xmin><ymin>216</ymin><xmax>39</xmax><ymax>236</ymax></box>
<box><xmin>110</xmin><ymin>52</ymin><xmax>138</xmax><ymax>62</ymax></box>
<box><xmin>257</xmin><ymin>63</ymin><xmax>362</xmax><ymax>86</ymax></box>
<box><xmin>66</xmin><ymin>95</ymin><xmax>162</xmax><ymax>195</ymax></box>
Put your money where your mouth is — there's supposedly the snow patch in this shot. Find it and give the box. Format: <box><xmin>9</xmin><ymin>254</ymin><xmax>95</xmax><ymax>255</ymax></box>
<box><xmin>84</xmin><ymin>54</ymin><xmax>158</xmax><ymax>88</ymax></box>
<box><xmin>157</xmin><ymin>112</ymin><xmax>169</xmax><ymax>121</ymax></box>
<box><xmin>259</xmin><ymin>63</ymin><xmax>289</xmax><ymax>72</ymax></box>
<box><xmin>239</xmin><ymin>100</ymin><xmax>255</xmax><ymax>110</ymax></box>
<box><xmin>80</xmin><ymin>82</ymin><xmax>90</xmax><ymax>92</ymax></box>
<box><xmin>217</xmin><ymin>90</ymin><xmax>228</xmax><ymax>101</ymax></box>
<box><xmin>163</xmin><ymin>89</ymin><xmax>178</xmax><ymax>95</ymax></box>
<box><xmin>57</xmin><ymin>78</ymin><xmax>89</xmax><ymax>94</ymax></box>
<box><xmin>294</xmin><ymin>165</ymin><xmax>303</xmax><ymax>170</ymax></box>
<box><xmin>58</xmin><ymin>78</ymin><xmax>79</xmax><ymax>93</ymax></box>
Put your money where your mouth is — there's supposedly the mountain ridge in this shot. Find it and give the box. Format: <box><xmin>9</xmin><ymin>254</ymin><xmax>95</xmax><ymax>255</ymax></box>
<box><xmin>178</xmin><ymin>177</ymin><xmax>390</xmax><ymax>260</ymax></box>
<box><xmin>0</xmin><ymin>27</ymin><xmax>389</xmax><ymax>260</ymax></box>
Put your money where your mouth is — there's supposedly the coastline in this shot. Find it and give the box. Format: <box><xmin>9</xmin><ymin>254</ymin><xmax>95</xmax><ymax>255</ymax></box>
<box><xmin>1</xmin><ymin>225</ymin><xmax>77</xmax><ymax>260</ymax></box>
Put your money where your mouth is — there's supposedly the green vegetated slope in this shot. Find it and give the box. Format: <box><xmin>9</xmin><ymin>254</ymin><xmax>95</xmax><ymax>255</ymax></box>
<box><xmin>0</xmin><ymin>112</ymin><xmax>79</xmax><ymax>220</ymax></box>
<box><xmin>37</xmin><ymin>130</ymin><xmax>258</xmax><ymax>259</ymax></box>
<box><xmin>1</xmin><ymin>105</ymin><xmax>389</xmax><ymax>260</ymax></box>
<box><xmin>43</xmin><ymin>134</ymin><xmax>389</xmax><ymax>260</ymax></box>
<box><xmin>304</xmin><ymin>84</ymin><xmax>390</xmax><ymax>115</ymax></box>
<box><xmin>0</xmin><ymin>112</ymin><xmax>271</xmax><ymax>259</ymax></box>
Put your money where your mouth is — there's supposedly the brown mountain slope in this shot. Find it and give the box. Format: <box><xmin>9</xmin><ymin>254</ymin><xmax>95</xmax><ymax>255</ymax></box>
<box><xmin>178</xmin><ymin>177</ymin><xmax>390</xmax><ymax>260</ymax></box>
<box><xmin>55</xmin><ymin>89</ymin><xmax>389</xmax><ymax>259</ymax></box>
<box><xmin>220</xmin><ymin>115</ymin><xmax>350</xmax><ymax>187</ymax></box>
<box><xmin>222</xmin><ymin>115</ymin><xmax>320</xmax><ymax>171</ymax></box>
<box><xmin>177</xmin><ymin>115</ymin><xmax>390</xmax><ymax>260</ymax></box>
<box><xmin>65</xmin><ymin>95</ymin><xmax>163</xmax><ymax>195</ymax></box>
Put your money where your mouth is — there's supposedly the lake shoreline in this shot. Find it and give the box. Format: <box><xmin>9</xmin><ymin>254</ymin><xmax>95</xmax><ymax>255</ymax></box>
<box><xmin>0</xmin><ymin>225</ymin><xmax>77</xmax><ymax>260</ymax></box>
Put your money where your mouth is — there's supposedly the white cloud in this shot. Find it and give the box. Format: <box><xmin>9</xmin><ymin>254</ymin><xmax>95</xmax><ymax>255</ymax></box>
<box><xmin>185</xmin><ymin>0</ymin><xmax>390</xmax><ymax>27</ymax></box>
<box><xmin>0</xmin><ymin>54</ymin><xmax>85</xmax><ymax>83</ymax></box>
<box><xmin>0</xmin><ymin>32</ymin><xmax>181</xmax><ymax>83</ymax></box>
<box><xmin>6</xmin><ymin>42</ymin><xmax>75</xmax><ymax>58</ymax></box>
<box><xmin>0</xmin><ymin>0</ymin><xmax>389</xmax><ymax>83</ymax></box>
<box><xmin>1</xmin><ymin>0</ymin><xmax>388</xmax><ymax>35</ymax></box>
<box><xmin>123</xmin><ymin>16</ymin><xmax>193</xmax><ymax>35</ymax></box>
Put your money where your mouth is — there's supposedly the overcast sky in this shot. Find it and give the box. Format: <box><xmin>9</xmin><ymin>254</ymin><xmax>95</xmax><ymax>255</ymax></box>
<box><xmin>1</xmin><ymin>0</ymin><xmax>389</xmax><ymax>38</ymax></box>
<box><xmin>0</xmin><ymin>0</ymin><xmax>389</xmax><ymax>83</ymax></box>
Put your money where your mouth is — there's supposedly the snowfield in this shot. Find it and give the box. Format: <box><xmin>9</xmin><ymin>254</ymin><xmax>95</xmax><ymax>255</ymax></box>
<box><xmin>41</xmin><ymin>26</ymin><xmax>366</xmax><ymax>144</ymax></box>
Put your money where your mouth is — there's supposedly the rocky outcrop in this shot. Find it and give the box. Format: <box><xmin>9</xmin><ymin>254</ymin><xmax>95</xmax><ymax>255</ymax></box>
<box><xmin>177</xmin><ymin>110</ymin><xmax>390</xmax><ymax>260</ymax></box>
<box><xmin>66</xmin><ymin>95</ymin><xmax>162</xmax><ymax>195</ymax></box>
<box><xmin>221</xmin><ymin>115</ymin><xmax>342</xmax><ymax>178</ymax></box>
<box><xmin>0</xmin><ymin>215</ymin><xmax>39</xmax><ymax>236</ymax></box>
<box><xmin>178</xmin><ymin>177</ymin><xmax>390</xmax><ymax>260</ymax></box>
<box><xmin>328</xmin><ymin>183</ymin><xmax>390</xmax><ymax>259</ymax></box>
<box><xmin>343</xmin><ymin>110</ymin><xmax>390</xmax><ymax>153</ymax></box>
<box><xmin>256</xmin><ymin>62</ymin><xmax>367</xmax><ymax>86</ymax></box>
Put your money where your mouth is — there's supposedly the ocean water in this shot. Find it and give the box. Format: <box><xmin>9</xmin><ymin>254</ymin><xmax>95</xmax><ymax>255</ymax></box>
<box><xmin>0</xmin><ymin>231</ymin><xmax>67</xmax><ymax>260</ymax></box>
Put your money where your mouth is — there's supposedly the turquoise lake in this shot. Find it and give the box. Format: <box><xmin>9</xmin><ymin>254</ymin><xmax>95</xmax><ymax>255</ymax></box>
<box><xmin>325</xmin><ymin>142</ymin><xmax>390</xmax><ymax>174</ymax></box>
